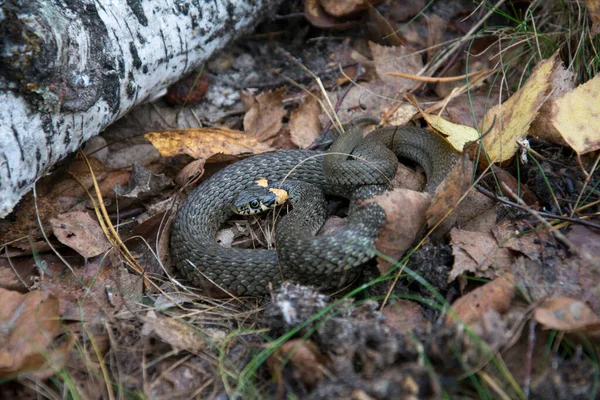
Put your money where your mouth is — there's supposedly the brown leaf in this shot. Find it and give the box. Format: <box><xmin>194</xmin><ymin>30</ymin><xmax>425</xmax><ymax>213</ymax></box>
<box><xmin>320</xmin><ymin>0</ymin><xmax>382</xmax><ymax>17</ymax></box>
<box><xmin>446</xmin><ymin>273</ymin><xmax>515</xmax><ymax>325</ymax></box>
<box><xmin>165</xmin><ymin>72</ymin><xmax>209</xmax><ymax>106</ymax></box>
<box><xmin>40</xmin><ymin>257</ymin><xmax>143</xmax><ymax>321</ymax></box>
<box><xmin>568</xmin><ymin>226</ymin><xmax>600</xmax><ymax>313</ymax></box>
<box><xmin>0</xmin><ymin>290</ymin><xmax>62</xmax><ymax>378</ymax></box>
<box><xmin>491</xmin><ymin>220</ymin><xmax>549</xmax><ymax>260</ymax></box>
<box><xmin>534</xmin><ymin>297</ymin><xmax>600</xmax><ymax>332</ymax></box>
<box><xmin>142</xmin><ymin>312</ymin><xmax>219</xmax><ymax>353</ymax></box>
<box><xmin>370</xmin><ymin>42</ymin><xmax>422</xmax><ymax>93</ymax></box>
<box><xmin>382</xmin><ymin>300</ymin><xmax>430</xmax><ymax>334</ymax></box>
<box><xmin>584</xmin><ymin>0</ymin><xmax>600</xmax><ymax>34</ymax></box>
<box><xmin>269</xmin><ymin>339</ymin><xmax>331</xmax><ymax>389</ymax></box>
<box><xmin>242</xmin><ymin>87</ymin><xmax>287</xmax><ymax>142</ymax></box>
<box><xmin>145</xmin><ymin>127</ymin><xmax>274</xmax><ymax>160</ymax></box>
<box><xmin>289</xmin><ymin>94</ymin><xmax>322</xmax><ymax>148</ymax></box>
<box><xmin>304</xmin><ymin>0</ymin><xmax>360</xmax><ymax>30</ymax></box>
<box><xmin>367</xmin><ymin>189</ymin><xmax>431</xmax><ymax>274</ymax></box>
<box><xmin>113</xmin><ymin>163</ymin><xmax>173</xmax><ymax>201</ymax></box>
<box><xmin>50</xmin><ymin>211</ymin><xmax>112</xmax><ymax>259</ymax></box>
<box><xmin>491</xmin><ymin>165</ymin><xmax>539</xmax><ymax>208</ymax></box>
<box><xmin>426</xmin><ymin>153</ymin><xmax>473</xmax><ymax>228</ymax></box>
<box><xmin>175</xmin><ymin>158</ymin><xmax>206</xmax><ymax>187</ymax></box>
<box><xmin>449</xmin><ymin>228</ymin><xmax>514</xmax><ymax>282</ymax></box>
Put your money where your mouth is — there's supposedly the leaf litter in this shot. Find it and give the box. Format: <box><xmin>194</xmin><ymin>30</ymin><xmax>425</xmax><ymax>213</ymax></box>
<box><xmin>2</xmin><ymin>1</ymin><xmax>600</xmax><ymax>399</ymax></box>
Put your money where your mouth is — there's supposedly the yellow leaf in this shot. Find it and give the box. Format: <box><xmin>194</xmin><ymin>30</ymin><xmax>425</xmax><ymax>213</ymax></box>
<box><xmin>551</xmin><ymin>74</ymin><xmax>600</xmax><ymax>154</ymax></box>
<box><xmin>145</xmin><ymin>127</ymin><xmax>274</xmax><ymax>160</ymax></box>
<box><xmin>481</xmin><ymin>53</ymin><xmax>558</xmax><ymax>162</ymax></box>
<box><xmin>421</xmin><ymin>113</ymin><xmax>479</xmax><ymax>151</ymax></box>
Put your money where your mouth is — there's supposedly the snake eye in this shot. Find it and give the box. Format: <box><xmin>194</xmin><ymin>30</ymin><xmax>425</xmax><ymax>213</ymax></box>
<box><xmin>250</xmin><ymin>200</ymin><xmax>260</xmax><ymax>209</ymax></box>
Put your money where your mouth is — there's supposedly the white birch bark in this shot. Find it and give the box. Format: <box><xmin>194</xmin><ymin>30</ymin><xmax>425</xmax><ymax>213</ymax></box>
<box><xmin>0</xmin><ymin>0</ymin><xmax>282</xmax><ymax>217</ymax></box>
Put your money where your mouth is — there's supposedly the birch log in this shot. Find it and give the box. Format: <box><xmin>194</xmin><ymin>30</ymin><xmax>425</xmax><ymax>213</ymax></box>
<box><xmin>0</xmin><ymin>0</ymin><xmax>282</xmax><ymax>217</ymax></box>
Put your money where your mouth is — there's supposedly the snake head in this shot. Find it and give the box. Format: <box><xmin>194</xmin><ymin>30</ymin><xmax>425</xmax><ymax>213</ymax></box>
<box><xmin>232</xmin><ymin>183</ymin><xmax>289</xmax><ymax>215</ymax></box>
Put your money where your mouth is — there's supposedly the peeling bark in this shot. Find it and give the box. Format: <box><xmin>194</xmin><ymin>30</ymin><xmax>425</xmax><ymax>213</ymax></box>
<box><xmin>0</xmin><ymin>0</ymin><xmax>282</xmax><ymax>217</ymax></box>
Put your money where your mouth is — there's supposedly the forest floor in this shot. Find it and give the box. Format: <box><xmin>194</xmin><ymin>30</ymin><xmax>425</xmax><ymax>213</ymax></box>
<box><xmin>1</xmin><ymin>1</ymin><xmax>600</xmax><ymax>399</ymax></box>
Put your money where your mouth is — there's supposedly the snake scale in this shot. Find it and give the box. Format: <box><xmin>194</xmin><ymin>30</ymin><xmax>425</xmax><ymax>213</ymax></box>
<box><xmin>170</xmin><ymin>119</ymin><xmax>458</xmax><ymax>295</ymax></box>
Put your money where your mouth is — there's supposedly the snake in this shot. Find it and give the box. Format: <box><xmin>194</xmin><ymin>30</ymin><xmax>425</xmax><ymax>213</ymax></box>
<box><xmin>170</xmin><ymin>118</ymin><xmax>458</xmax><ymax>295</ymax></box>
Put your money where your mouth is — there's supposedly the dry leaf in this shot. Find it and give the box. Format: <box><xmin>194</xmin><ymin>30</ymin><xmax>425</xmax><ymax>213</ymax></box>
<box><xmin>446</xmin><ymin>273</ymin><xmax>515</xmax><ymax>325</ymax></box>
<box><xmin>491</xmin><ymin>220</ymin><xmax>549</xmax><ymax>260</ymax></box>
<box><xmin>175</xmin><ymin>158</ymin><xmax>206</xmax><ymax>187</ymax></box>
<box><xmin>528</xmin><ymin>62</ymin><xmax>576</xmax><ymax>146</ymax></box>
<box><xmin>320</xmin><ymin>0</ymin><xmax>382</xmax><ymax>17</ymax></box>
<box><xmin>0</xmin><ymin>290</ymin><xmax>62</xmax><ymax>378</ymax></box>
<box><xmin>145</xmin><ymin>127</ymin><xmax>274</xmax><ymax>160</ymax></box>
<box><xmin>585</xmin><ymin>0</ymin><xmax>600</xmax><ymax>34</ymax></box>
<box><xmin>367</xmin><ymin>189</ymin><xmax>431</xmax><ymax>274</ymax></box>
<box><xmin>40</xmin><ymin>257</ymin><xmax>142</xmax><ymax>321</ymax></box>
<box><xmin>481</xmin><ymin>53</ymin><xmax>558</xmax><ymax>163</ymax></box>
<box><xmin>420</xmin><ymin>113</ymin><xmax>480</xmax><ymax>152</ymax></box>
<box><xmin>426</xmin><ymin>153</ymin><xmax>473</xmax><ymax>228</ymax></box>
<box><xmin>50</xmin><ymin>211</ymin><xmax>112</xmax><ymax>259</ymax></box>
<box><xmin>142</xmin><ymin>312</ymin><xmax>215</xmax><ymax>353</ymax></box>
<box><xmin>114</xmin><ymin>163</ymin><xmax>173</xmax><ymax>201</ymax></box>
<box><xmin>551</xmin><ymin>74</ymin><xmax>600</xmax><ymax>154</ymax></box>
<box><xmin>491</xmin><ymin>165</ymin><xmax>539</xmax><ymax>208</ymax></box>
<box><xmin>269</xmin><ymin>339</ymin><xmax>331</xmax><ymax>389</ymax></box>
<box><xmin>371</xmin><ymin>42</ymin><xmax>422</xmax><ymax>93</ymax></box>
<box><xmin>534</xmin><ymin>297</ymin><xmax>600</xmax><ymax>332</ymax></box>
<box><xmin>382</xmin><ymin>300</ymin><xmax>430</xmax><ymax>334</ymax></box>
<box><xmin>242</xmin><ymin>87</ymin><xmax>287</xmax><ymax>142</ymax></box>
<box><xmin>449</xmin><ymin>228</ymin><xmax>514</xmax><ymax>282</ymax></box>
<box><xmin>304</xmin><ymin>0</ymin><xmax>360</xmax><ymax>29</ymax></box>
<box><xmin>289</xmin><ymin>95</ymin><xmax>322</xmax><ymax>148</ymax></box>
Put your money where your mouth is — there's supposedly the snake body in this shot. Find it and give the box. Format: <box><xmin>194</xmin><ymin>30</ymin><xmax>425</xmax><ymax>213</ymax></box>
<box><xmin>170</xmin><ymin>122</ymin><xmax>458</xmax><ymax>295</ymax></box>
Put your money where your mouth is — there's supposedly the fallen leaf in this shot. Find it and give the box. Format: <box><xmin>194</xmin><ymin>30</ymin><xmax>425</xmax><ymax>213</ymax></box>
<box><xmin>142</xmin><ymin>311</ymin><xmax>221</xmax><ymax>353</ymax></box>
<box><xmin>420</xmin><ymin>113</ymin><xmax>480</xmax><ymax>152</ymax></box>
<box><xmin>512</xmin><ymin>256</ymin><xmax>582</xmax><ymax>304</ymax></box>
<box><xmin>551</xmin><ymin>74</ymin><xmax>600</xmax><ymax>154</ymax></box>
<box><xmin>268</xmin><ymin>339</ymin><xmax>331</xmax><ymax>389</ymax></box>
<box><xmin>585</xmin><ymin>0</ymin><xmax>600</xmax><ymax>34</ymax></box>
<box><xmin>449</xmin><ymin>228</ymin><xmax>514</xmax><ymax>282</ymax></box>
<box><xmin>113</xmin><ymin>162</ymin><xmax>173</xmax><ymax>201</ymax></box>
<box><xmin>568</xmin><ymin>225</ymin><xmax>600</xmax><ymax>313</ymax></box>
<box><xmin>446</xmin><ymin>273</ymin><xmax>515</xmax><ymax>325</ymax></box>
<box><xmin>528</xmin><ymin>62</ymin><xmax>576</xmax><ymax>146</ymax></box>
<box><xmin>441</xmin><ymin>91</ymin><xmax>493</xmax><ymax>128</ymax></box>
<box><xmin>242</xmin><ymin>87</ymin><xmax>287</xmax><ymax>142</ymax></box>
<box><xmin>371</xmin><ymin>42</ymin><xmax>422</xmax><ymax>93</ymax></box>
<box><xmin>50</xmin><ymin>211</ymin><xmax>112</xmax><ymax>259</ymax></box>
<box><xmin>0</xmin><ymin>290</ymin><xmax>62</xmax><ymax>378</ymax></box>
<box><xmin>320</xmin><ymin>0</ymin><xmax>382</xmax><ymax>17</ymax></box>
<box><xmin>426</xmin><ymin>153</ymin><xmax>473</xmax><ymax>229</ymax></box>
<box><xmin>491</xmin><ymin>165</ymin><xmax>539</xmax><ymax>208</ymax></box>
<box><xmin>289</xmin><ymin>94</ymin><xmax>322</xmax><ymax>148</ymax></box>
<box><xmin>481</xmin><ymin>53</ymin><xmax>558</xmax><ymax>163</ymax></box>
<box><xmin>165</xmin><ymin>71</ymin><xmax>209</xmax><ymax>106</ymax></box>
<box><xmin>175</xmin><ymin>158</ymin><xmax>206</xmax><ymax>187</ymax></box>
<box><xmin>382</xmin><ymin>300</ymin><xmax>431</xmax><ymax>334</ymax></box>
<box><xmin>144</xmin><ymin>126</ymin><xmax>274</xmax><ymax>160</ymax></box>
<box><xmin>304</xmin><ymin>0</ymin><xmax>360</xmax><ymax>30</ymax></box>
<box><xmin>534</xmin><ymin>297</ymin><xmax>600</xmax><ymax>332</ymax></box>
<box><xmin>40</xmin><ymin>257</ymin><xmax>142</xmax><ymax>321</ymax></box>
<box><xmin>491</xmin><ymin>220</ymin><xmax>549</xmax><ymax>260</ymax></box>
<box><xmin>368</xmin><ymin>189</ymin><xmax>431</xmax><ymax>274</ymax></box>
<box><xmin>366</xmin><ymin>5</ymin><xmax>406</xmax><ymax>46</ymax></box>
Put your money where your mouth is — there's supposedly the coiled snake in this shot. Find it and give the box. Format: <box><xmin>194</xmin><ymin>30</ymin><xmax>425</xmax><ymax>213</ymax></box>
<box><xmin>170</xmin><ymin>118</ymin><xmax>458</xmax><ymax>295</ymax></box>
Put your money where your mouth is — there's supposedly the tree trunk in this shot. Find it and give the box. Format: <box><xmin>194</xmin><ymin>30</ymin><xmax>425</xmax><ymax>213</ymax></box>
<box><xmin>0</xmin><ymin>0</ymin><xmax>282</xmax><ymax>217</ymax></box>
